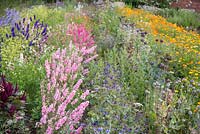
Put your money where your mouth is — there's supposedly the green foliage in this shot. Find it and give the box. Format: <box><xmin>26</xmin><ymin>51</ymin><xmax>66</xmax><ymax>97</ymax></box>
<box><xmin>0</xmin><ymin>27</ymin><xmax>27</xmax><ymax>70</ymax></box>
<box><xmin>3</xmin><ymin>59</ymin><xmax>46</xmax><ymax>120</ymax></box>
<box><xmin>155</xmin><ymin>8</ymin><xmax>200</xmax><ymax>30</ymax></box>
<box><xmin>147</xmin><ymin>0</ymin><xmax>175</xmax><ymax>8</ymax></box>
<box><xmin>123</xmin><ymin>0</ymin><xmax>146</xmax><ymax>7</ymax></box>
<box><xmin>0</xmin><ymin>0</ymin><xmax>44</xmax><ymax>16</ymax></box>
<box><xmin>123</xmin><ymin>0</ymin><xmax>175</xmax><ymax>8</ymax></box>
<box><xmin>21</xmin><ymin>5</ymin><xmax>66</xmax><ymax>27</ymax></box>
<box><xmin>84</xmin><ymin>47</ymin><xmax>147</xmax><ymax>133</ymax></box>
<box><xmin>91</xmin><ymin>7</ymin><xmax>125</xmax><ymax>56</ymax></box>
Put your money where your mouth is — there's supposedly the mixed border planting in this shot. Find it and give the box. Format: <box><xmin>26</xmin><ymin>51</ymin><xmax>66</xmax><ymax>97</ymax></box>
<box><xmin>0</xmin><ymin>1</ymin><xmax>199</xmax><ymax>134</ymax></box>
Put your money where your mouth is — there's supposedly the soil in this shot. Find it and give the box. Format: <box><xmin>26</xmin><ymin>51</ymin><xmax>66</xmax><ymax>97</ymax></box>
<box><xmin>171</xmin><ymin>0</ymin><xmax>200</xmax><ymax>12</ymax></box>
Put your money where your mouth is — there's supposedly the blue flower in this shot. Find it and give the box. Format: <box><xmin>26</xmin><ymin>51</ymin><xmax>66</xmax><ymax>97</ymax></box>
<box><xmin>0</xmin><ymin>9</ymin><xmax>20</xmax><ymax>27</ymax></box>
<box><xmin>106</xmin><ymin>129</ymin><xmax>110</xmax><ymax>133</ymax></box>
<box><xmin>11</xmin><ymin>27</ymin><xmax>15</xmax><ymax>37</ymax></box>
<box><xmin>97</xmin><ymin>127</ymin><xmax>103</xmax><ymax>132</ymax></box>
<box><xmin>26</xmin><ymin>33</ymin><xmax>29</xmax><ymax>40</ymax></box>
<box><xmin>23</xmin><ymin>18</ymin><xmax>25</xmax><ymax>23</ymax></box>
<box><xmin>29</xmin><ymin>41</ymin><xmax>34</xmax><ymax>47</ymax></box>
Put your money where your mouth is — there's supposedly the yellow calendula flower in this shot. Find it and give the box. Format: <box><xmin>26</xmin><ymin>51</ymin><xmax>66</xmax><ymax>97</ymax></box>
<box><xmin>198</xmin><ymin>102</ymin><xmax>200</xmax><ymax>105</ymax></box>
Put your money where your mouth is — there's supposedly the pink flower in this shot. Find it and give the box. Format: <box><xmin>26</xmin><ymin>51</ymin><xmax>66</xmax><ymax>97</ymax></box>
<box><xmin>46</xmin><ymin>126</ymin><xmax>53</xmax><ymax>134</ymax></box>
<box><xmin>73</xmin><ymin>79</ymin><xmax>83</xmax><ymax>91</ymax></box>
<box><xmin>80</xmin><ymin>90</ymin><xmax>90</xmax><ymax>100</ymax></box>
<box><xmin>84</xmin><ymin>54</ymin><xmax>98</xmax><ymax>64</ymax></box>
<box><xmin>76</xmin><ymin>126</ymin><xmax>83</xmax><ymax>134</ymax></box>
<box><xmin>16</xmin><ymin>115</ymin><xmax>23</xmax><ymax>120</ymax></box>
<box><xmin>40</xmin><ymin>23</ymin><xmax>97</xmax><ymax>133</ymax></box>
<box><xmin>55</xmin><ymin>116</ymin><xmax>67</xmax><ymax>130</ymax></box>
<box><xmin>40</xmin><ymin>114</ymin><xmax>47</xmax><ymax>124</ymax></box>
<box><xmin>45</xmin><ymin>60</ymin><xmax>51</xmax><ymax>78</ymax></box>
<box><xmin>71</xmin><ymin>98</ymin><xmax>78</xmax><ymax>105</ymax></box>
<box><xmin>69</xmin><ymin>101</ymin><xmax>89</xmax><ymax>123</ymax></box>
<box><xmin>54</xmin><ymin>88</ymin><xmax>61</xmax><ymax>101</ymax></box>
<box><xmin>82</xmin><ymin>69</ymin><xmax>89</xmax><ymax>75</ymax></box>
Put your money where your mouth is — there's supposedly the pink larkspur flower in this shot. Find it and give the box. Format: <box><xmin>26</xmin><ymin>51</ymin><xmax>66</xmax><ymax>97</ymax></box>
<box><xmin>80</xmin><ymin>90</ymin><xmax>90</xmax><ymax>100</ymax></box>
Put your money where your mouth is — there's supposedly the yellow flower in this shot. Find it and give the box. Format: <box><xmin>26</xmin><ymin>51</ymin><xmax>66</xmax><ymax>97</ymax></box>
<box><xmin>175</xmin><ymin>90</ymin><xmax>179</xmax><ymax>93</ymax></box>
<box><xmin>189</xmin><ymin>71</ymin><xmax>193</xmax><ymax>74</ymax></box>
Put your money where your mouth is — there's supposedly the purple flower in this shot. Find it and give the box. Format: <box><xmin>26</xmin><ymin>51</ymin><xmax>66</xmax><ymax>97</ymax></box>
<box><xmin>9</xmin><ymin>105</ymin><xmax>16</xmax><ymax>114</ymax></box>
<box><xmin>26</xmin><ymin>24</ymin><xmax>29</xmax><ymax>34</ymax></box>
<box><xmin>20</xmin><ymin>93</ymin><xmax>26</xmax><ymax>101</ymax></box>
<box><xmin>97</xmin><ymin>127</ymin><xmax>103</xmax><ymax>132</ymax></box>
<box><xmin>0</xmin><ymin>8</ymin><xmax>20</xmax><ymax>27</ymax></box>
<box><xmin>11</xmin><ymin>27</ymin><xmax>15</xmax><ymax>37</ymax></box>
<box><xmin>26</xmin><ymin>33</ymin><xmax>29</xmax><ymax>40</ymax></box>
<box><xmin>6</xmin><ymin>34</ymin><xmax>9</xmax><ymax>38</ymax></box>
<box><xmin>41</xmin><ymin>27</ymin><xmax>47</xmax><ymax>35</ymax></box>
<box><xmin>29</xmin><ymin>40</ymin><xmax>33</xmax><ymax>46</ymax></box>
<box><xmin>16</xmin><ymin>23</ymin><xmax>20</xmax><ymax>31</ymax></box>
<box><xmin>34</xmin><ymin>20</ymin><xmax>39</xmax><ymax>28</ymax></box>
<box><xmin>106</xmin><ymin>129</ymin><xmax>110</xmax><ymax>133</ymax></box>
<box><xmin>23</xmin><ymin>18</ymin><xmax>25</xmax><ymax>23</ymax></box>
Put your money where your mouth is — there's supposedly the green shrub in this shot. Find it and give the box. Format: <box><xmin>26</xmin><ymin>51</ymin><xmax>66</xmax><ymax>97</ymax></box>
<box><xmin>21</xmin><ymin>5</ymin><xmax>66</xmax><ymax>27</ymax></box>
<box><xmin>155</xmin><ymin>8</ymin><xmax>200</xmax><ymax>30</ymax></box>
<box><xmin>91</xmin><ymin>7</ymin><xmax>125</xmax><ymax>56</ymax></box>
<box><xmin>123</xmin><ymin>0</ymin><xmax>175</xmax><ymax>8</ymax></box>
<box><xmin>0</xmin><ymin>27</ymin><xmax>26</xmax><ymax>70</ymax></box>
<box><xmin>3</xmin><ymin>59</ymin><xmax>45</xmax><ymax>120</ymax></box>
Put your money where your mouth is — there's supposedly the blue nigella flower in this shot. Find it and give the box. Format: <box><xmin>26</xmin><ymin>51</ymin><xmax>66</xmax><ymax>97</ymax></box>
<box><xmin>97</xmin><ymin>127</ymin><xmax>103</xmax><ymax>132</ymax></box>
<box><xmin>106</xmin><ymin>129</ymin><xmax>110</xmax><ymax>133</ymax></box>
<box><xmin>92</xmin><ymin>121</ymin><xmax>98</xmax><ymax>126</ymax></box>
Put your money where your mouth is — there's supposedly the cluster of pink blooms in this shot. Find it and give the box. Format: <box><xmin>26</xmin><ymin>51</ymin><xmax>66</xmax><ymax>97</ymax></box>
<box><xmin>66</xmin><ymin>23</ymin><xmax>98</xmax><ymax>62</ymax></box>
<box><xmin>40</xmin><ymin>24</ymin><xmax>97</xmax><ymax>134</ymax></box>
